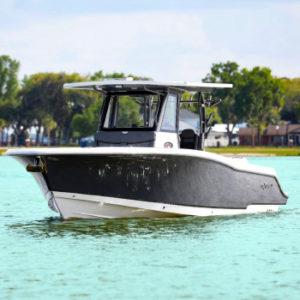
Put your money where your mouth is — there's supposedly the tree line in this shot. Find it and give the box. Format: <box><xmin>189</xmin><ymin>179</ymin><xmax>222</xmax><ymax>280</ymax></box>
<box><xmin>0</xmin><ymin>55</ymin><xmax>299</xmax><ymax>146</ymax></box>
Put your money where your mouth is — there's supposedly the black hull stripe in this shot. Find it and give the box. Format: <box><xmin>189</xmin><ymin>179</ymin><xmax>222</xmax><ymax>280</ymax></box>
<box><xmin>39</xmin><ymin>154</ymin><xmax>287</xmax><ymax>209</ymax></box>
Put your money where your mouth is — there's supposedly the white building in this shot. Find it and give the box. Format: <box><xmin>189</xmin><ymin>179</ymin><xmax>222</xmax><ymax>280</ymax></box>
<box><xmin>205</xmin><ymin>124</ymin><xmax>239</xmax><ymax>147</ymax></box>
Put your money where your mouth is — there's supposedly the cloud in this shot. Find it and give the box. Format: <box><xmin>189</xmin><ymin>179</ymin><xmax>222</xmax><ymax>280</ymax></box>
<box><xmin>1</xmin><ymin>2</ymin><xmax>300</xmax><ymax>81</ymax></box>
<box><xmin>0</xmin><ymin>12</ymin><xmax>211</xmax><ymax>80</ymax></box>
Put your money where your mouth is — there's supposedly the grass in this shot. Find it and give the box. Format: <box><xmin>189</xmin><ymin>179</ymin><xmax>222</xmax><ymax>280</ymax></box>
<box><xmin>206</xmin><ymin>146</ymin><xmax>300</xmax><ymax>156</ymax></box>
<box><xmin>0</xmin><ymin>148</ymin><xmax>7</xmax><ymax>156</ymax></box>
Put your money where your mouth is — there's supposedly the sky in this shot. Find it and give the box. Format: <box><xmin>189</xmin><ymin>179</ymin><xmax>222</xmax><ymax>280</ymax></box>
<box><xmin>1</xmin><ymin>0</ymin><xmax>300</xmax><ymax>81</ymax></box>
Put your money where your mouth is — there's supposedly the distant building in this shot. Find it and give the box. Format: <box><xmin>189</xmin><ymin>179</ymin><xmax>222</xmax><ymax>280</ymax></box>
<box><xmin>205</xmin><ymin>124</ymin><xmax>239</xmax><ymax>147</ymax></box>
<box><xmin>238</xmin><ymin>124</ymin><xmax>300</xmax><ymax>146</ymax></box>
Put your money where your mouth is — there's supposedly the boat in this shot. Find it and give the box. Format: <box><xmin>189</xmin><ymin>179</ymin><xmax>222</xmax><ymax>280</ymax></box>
<box><xmin>5</xmin><ymin>79</ymin><xmax>288</xmax><ymax>219</ymax></box>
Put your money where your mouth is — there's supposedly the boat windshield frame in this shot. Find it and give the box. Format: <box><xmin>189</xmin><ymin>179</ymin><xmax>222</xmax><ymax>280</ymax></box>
<box><xmin>99</xmin><ymin>92</ymin><xmax>166</xmax><ymax>132</ymax></box>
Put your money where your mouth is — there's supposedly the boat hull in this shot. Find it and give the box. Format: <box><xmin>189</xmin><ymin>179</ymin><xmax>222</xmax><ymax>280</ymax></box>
<box><xmin>43</xmin><ymin>154</ymin><xmax>286</xmax><ymax>208</ymax></box>
<box><xmin>54</xmin><ymin>191</ymin><xmax>279</xmax><ymax>219</ymax></box>
<box><xmin>5</xmin><ymin>148</ymin><xmax>288</xmax><ymax>219</ymax></box>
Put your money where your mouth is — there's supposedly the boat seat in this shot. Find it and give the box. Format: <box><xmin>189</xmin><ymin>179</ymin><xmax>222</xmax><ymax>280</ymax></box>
<box><xmin>180</xmin><ymin>129</ymin><xmax>198</xmax><ymax>149</ymax></box>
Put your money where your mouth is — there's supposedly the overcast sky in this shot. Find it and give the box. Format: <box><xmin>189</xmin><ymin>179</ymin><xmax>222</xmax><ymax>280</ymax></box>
<box><xmin>1</xmin><ymin>0</ymin><xmax>300</xmax><ymax>81</ymax></box>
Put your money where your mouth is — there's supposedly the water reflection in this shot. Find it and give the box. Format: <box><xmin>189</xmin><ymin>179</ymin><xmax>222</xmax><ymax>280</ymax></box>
<box><xmin>8</xmin><ymin>210</ymin><xmax>284</xmax><ymax>239</ymax></box>
<box><xmin>8</xmin><ymin>216</ymin><xmax>223</xmax><ymax>238</ymax></box>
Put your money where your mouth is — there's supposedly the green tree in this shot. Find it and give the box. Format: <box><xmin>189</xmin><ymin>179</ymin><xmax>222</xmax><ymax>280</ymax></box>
<box><xmin>61</xmin><ymin>73</ymin><xmax>99</xmax><ymax>143</ymax></box>
<box><xmin>0</xmin><ymin>55</ymin><xmax>19</xmax><ymax>105</ymax></box>
<box><xmin>117</xmin><ymin>96</ymin><xmax>143</xmax><ymax>127</ymax></box>
<box><xmin>71</xmin><ymin>98</ymin><xmax>103</xmax><ymax>139</ymax></box>
<box><xmin>203</xmin><ymin>61</ymin><xmax>244</xmax><ymax>145</ymax></box>
<box><xmin>239</xmin><ymin>67</ymin><xmax>285</xmax><ymax>145</ymax></box>
<box><xmin>17</xmin><ymin>73</ymin><xmax>58</xmax><ymax>144</ymax></box>
<box><xmin>18</xmin><ymin>72</ymin><xmax>99</xmax><ymax>145</ymax></box>
<box><xmin>180</xmin><ymin>92</ymin><xmax>222</xmax><ymax>125</ymax></box>
<box><xmin>91</xmin><ymin>70</ymin><xmax>151</xmax><ymax>81</ymax></box>
<box><xmin>281</xmin><ymin>78</ymin><xmax>300</xmax><ymax>123</ymax></box>
<box><xmin>0</xmin><ymin>55</ymin><xmax>20</xmax><ymax>142</ymax></box>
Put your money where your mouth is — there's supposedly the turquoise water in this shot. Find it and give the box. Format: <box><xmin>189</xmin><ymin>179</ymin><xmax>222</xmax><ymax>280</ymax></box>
<box><xmin>0</xmin><ymin>156</ymin><xmax>299</xmax><ymax>300</ymax></box>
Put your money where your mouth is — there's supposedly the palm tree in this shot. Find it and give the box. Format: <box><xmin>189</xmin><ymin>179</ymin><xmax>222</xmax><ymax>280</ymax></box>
<box><xmin>42</xmin><ymin>117</ymin><xmax>57</xmax><ymax>146</ymax></box>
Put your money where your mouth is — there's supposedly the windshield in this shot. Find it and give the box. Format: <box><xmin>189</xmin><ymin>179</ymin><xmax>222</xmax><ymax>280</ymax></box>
<box><xmin>103</xmin><ymin>94</ymin><xmax>160</xmax><ymax>130</ymax></box>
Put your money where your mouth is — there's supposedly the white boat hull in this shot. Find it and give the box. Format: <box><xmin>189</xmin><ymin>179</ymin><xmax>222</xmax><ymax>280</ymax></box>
<box><xmin>54</xmin><ymin>191</ymin><xmax>279</xmax><ymax>220</ymax></box>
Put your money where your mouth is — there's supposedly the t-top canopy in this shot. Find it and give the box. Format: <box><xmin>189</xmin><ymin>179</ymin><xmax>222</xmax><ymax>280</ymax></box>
<box><xmin>63</xmin><ymin>79</ymin><xmax>233</xmax><ymax>93</ymax></box>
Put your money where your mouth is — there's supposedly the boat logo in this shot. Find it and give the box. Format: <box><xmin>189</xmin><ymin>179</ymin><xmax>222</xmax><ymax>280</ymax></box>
<box><xmin>260</xmin><ymin>183</ymin><xmax>273</xmax><ymax>190</ymax></box>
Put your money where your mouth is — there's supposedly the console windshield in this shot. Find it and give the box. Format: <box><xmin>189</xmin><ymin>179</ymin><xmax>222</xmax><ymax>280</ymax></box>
<box><xmin>103</xmin><ymin>94</ymin><xmax>160</xmax><ymax>130</ymax></box>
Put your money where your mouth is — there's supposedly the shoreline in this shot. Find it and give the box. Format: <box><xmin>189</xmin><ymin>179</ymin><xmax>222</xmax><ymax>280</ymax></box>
<box><xmin>1</xmin><ymin>146</ymin><xmax>300</xmax><ymax>157</ymax></box>
<box><xmin>220</xmin><ymin>153</ymin><xmax>276</xmax><ymax>157</ymax></box>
